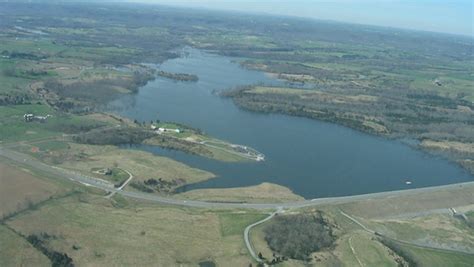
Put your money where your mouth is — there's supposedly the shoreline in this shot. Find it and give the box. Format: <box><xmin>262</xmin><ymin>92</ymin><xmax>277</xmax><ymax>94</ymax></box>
<box><xmin>222</xmin><ymin>89</ymin><xmax>474</xmax><ymax>177</ymax></box>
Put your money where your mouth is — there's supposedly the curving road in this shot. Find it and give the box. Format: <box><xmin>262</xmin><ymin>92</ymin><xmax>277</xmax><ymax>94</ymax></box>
<box><xmin>244</xmin><ymin>209</ymin><xmax>282</xmax><ymax>262</ymax></box>
<box><xmin>1</xmin><ymin>147</ymin><xmax>473</xmax><ymax>210</ymax></box>
<box><xmin>105</xmin><ymin>168</ymin><xmax>134</xmax><ymax>198</ymax></box>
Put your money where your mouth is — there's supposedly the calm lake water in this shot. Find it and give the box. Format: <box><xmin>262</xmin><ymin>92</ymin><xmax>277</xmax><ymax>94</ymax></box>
<box><xmin>109</xmin><ymin>48</ymin><xmax>473</xmax><ymax>199</ymax></box>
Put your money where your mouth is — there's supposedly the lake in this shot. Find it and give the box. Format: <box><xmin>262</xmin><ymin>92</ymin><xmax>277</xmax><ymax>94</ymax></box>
<box><xmin>109</xmin><ymin>48</ymin><xmax>473</xmax><ymax>199</ymax></box>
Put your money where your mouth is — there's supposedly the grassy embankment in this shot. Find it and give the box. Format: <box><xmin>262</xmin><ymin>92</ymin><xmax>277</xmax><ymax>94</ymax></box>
<box><xmin>177</xmin><ymin>182</ymin><xmax>304</xmax><ymax>203</ymax></box>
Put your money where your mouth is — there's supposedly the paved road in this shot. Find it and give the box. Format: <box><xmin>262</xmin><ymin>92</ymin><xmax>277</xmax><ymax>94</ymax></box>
<box><xmin>1</xmin><ymin>147</ymin><xmax>474</xmax><ymax>210</ymax></box>
<box><xmin>244</xmin><ymin>209</ymin><xmax>282</xmax><ymax>262</ymax></box>
<box><xmin>348</xmin><ymin>236</ymin><xmax>364</xmax><ymax>267</ymax></box>
<box><xmin>340</xmin><ymin>211</ymin><xmax>375</xmax><ymax>233</ymax></box>
<box><xmin>106</xmin><ymin>168</ymin><xmax>134</xmax><ymax>198</ymax></box>
<box><xmin>117</xmin><ymin>169</ymin><xmax>134</xmax><ymax>190</ymax></box>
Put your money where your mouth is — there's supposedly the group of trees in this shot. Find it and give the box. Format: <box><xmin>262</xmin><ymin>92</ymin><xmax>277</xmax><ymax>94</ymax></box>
<box><xmin>465</xmin><ymin>215</ymin><xmax>474</xmax><ymax>229</ymax></box>
<box><xmin>72</xmin><ymin>127</ymin><xmax>154</xmax><ymax>146</ymax></box>
<box><xmin>40</xmin><ymin>70</ymin><xmax>155</xmax><ymax>113</ymax></box>
<box><xmin>26</xmin><ymin>233</ymin><xmax>74</xmax><ymax>267</ymax></box>
<box><xmin>0</xmin><ymin>93</ymin><xmax>34</xmax><ymax>105</ymax></box>
<box><xmin>156</xmin><ymin>70</ymin><xmax>199</xmax><ymax>82</ymax></box>
<box><xmin>378</xmin><ymin>238</ymin><xmax>416</xmax><ymax>267</ymax></box>
<box><xmin>263</xmin><ymin>212</ymin><xmax>335</xmax><ymax>261</ymax></box>
<box><xmin>144</xmin><ymin>178</ymin><xmax>179</xmax><ymax>192</ymax></box>
<box><xmin>130</xmin><ymin>178</ymin><xmax>180</xmax><ymax>194</ymax></box>
<box><xmin>256</xmin><ymin>252</ymin><xmax>287</xmax><ymax>266</ymax></box>
<box><xmin>148</xmin><ymin>134</ymin><xmax>213</xmax><ymax>158</ymax></box>
<box><xmin>1</xmin><ymin>50</ymin><xmax>46</xmax><ymax>60</ymax></box>
<box><xmin>44</xmin><ymin>76</ymin><xmax>139</xmax><ymax>104</ymax></box>
<box><xmin>129</xmin><ymin>71</ymin><xmax>156</xmax><ymax>93</ymax></box>
<box><xmin>3</xmin><ymin>66</ymin><xmax>48</xmax><ymax>78</ymax></box>
<box><xmin>129</xmin><ymin>181</ymin><xmax>154</xmax><ymax>193</ymax></box>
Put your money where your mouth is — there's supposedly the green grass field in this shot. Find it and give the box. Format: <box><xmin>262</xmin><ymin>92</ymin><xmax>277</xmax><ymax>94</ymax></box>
<box><xmin>56</xmin><ymin>143</ymin><xmax>215</xmax><ymax>187</ymax></box>
<box><xmin>368</xmin><ymin>214</ymin><xmax>474</xmax><ymax>252</ymax></box>
<box><xmin>218</xmin><ymin>212</ymin><xmax>267</xmax><ymax>237</ymax></box>
<box><xmin>337</xmin><ymin>232</ymin><xmax>397</xmax><ymax>267</ymax></box>
<box><xmin>0</xmin><ymin>225</ymin><xmax>50</xmax><ymax>266</ymax></box>
<box><xmin>395</xmin><ymin>242</ymin><xmax>474</xmax><ymax>267</ymax></box>
<box><xmin>0</xmin><ymin>104</ymin><xmax>108</xmax><ymax>142</ymax></box>
<box><xmin>33</xmin><ymin>140</ymin><xmax>70</xmax><ymax>151</ymax></box>
<box><xmin>0</xmin><ymin>105</ymin><xmax>59</xmax><ymax>142</ymax></box>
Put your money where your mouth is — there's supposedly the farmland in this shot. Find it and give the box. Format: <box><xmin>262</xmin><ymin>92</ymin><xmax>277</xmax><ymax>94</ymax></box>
<box><xmin>3</xmin><ymin>192</ymin><xmax>267</xmax><ymax>266</ymax></box>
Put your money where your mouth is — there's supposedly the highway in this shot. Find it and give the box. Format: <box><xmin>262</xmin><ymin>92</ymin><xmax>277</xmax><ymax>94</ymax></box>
<box><xmin>1</xmin><ymin>147</ymin><xmax>474</xmax><ymax>210</ymax></box>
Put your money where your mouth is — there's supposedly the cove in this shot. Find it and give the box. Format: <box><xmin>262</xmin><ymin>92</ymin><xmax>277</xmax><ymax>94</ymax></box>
<box><xmin>109</xmin><ymin>48</ymin><xmax>473</xmax><ymax>199</ymax></box>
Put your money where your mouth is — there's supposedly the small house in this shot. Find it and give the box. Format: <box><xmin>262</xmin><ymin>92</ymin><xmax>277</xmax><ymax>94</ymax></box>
<box><xmin>24</xmin><ymin>113</ymin><xmax>34</xmax><ymax>122</ymax></box>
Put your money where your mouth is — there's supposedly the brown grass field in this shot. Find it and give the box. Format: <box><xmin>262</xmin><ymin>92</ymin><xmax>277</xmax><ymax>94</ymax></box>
<box><xmin>5</xmin><ymin>194</ymin><xmax>266</xmax><ymax>266</ymax></box>
<box><xmin>0</xmin><ymin>162</ymin><xmax>66</xmax><ymax>218</ymax></box>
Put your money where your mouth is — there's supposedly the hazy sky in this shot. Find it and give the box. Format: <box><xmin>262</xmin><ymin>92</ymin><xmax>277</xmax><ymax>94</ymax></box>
<box><xmin>130</xmin><ymin>0</ymin><xmax>473</xmax><ymax>36</ymax></box>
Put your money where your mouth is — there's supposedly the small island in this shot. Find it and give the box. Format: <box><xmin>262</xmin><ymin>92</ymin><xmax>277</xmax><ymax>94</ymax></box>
<box><xmin>156</xmin><ymin>70</ymin><xmax>199</xmax><ymax>82</ymax></box>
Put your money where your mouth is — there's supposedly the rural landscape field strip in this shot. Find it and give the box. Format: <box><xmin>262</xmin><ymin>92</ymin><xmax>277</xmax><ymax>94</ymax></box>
<box><xmin>340</xmin><ymin>211</ymin><xmax>474</xmax><ymax>255</ymax></box>
<box><xmin>2</xmin><ymin>146</ymin><xmax>473</xmax><ymax>210</ymax></box>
